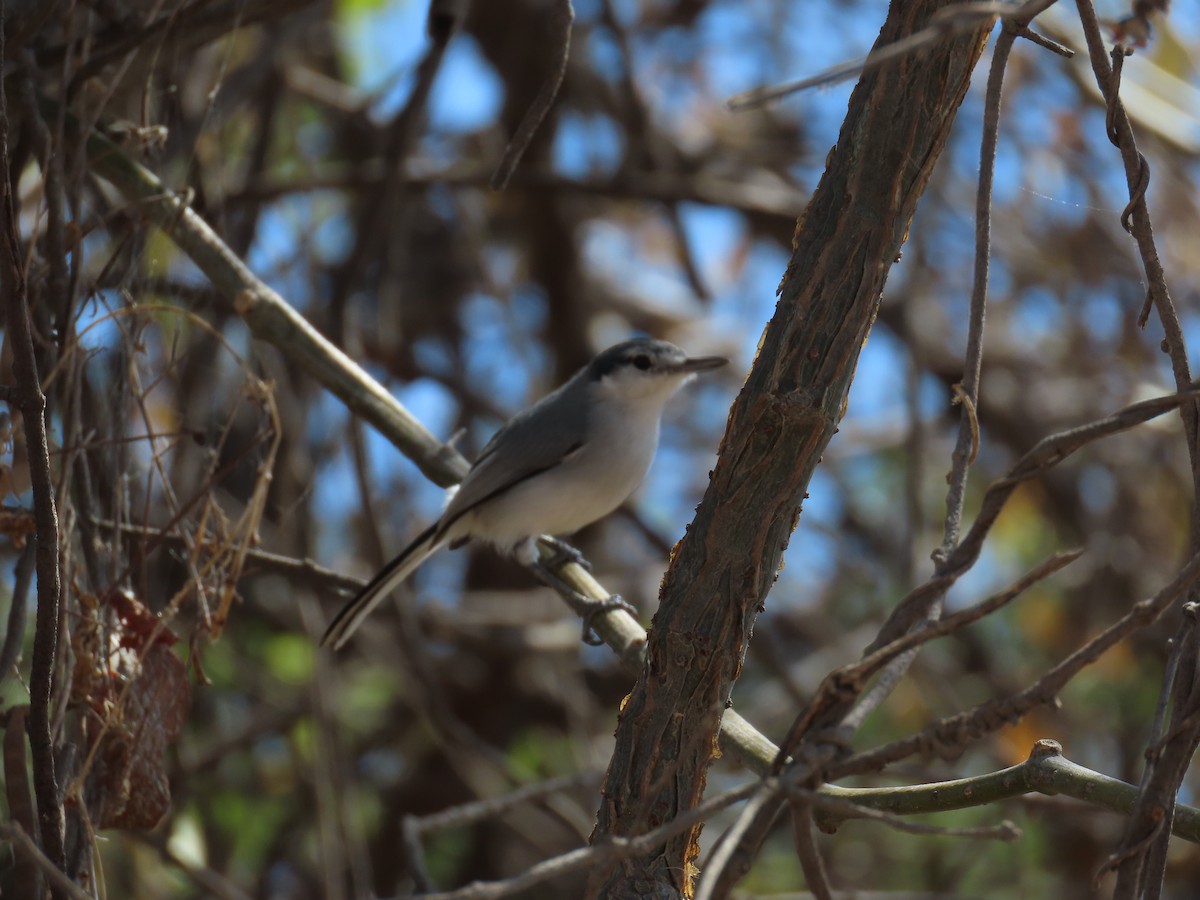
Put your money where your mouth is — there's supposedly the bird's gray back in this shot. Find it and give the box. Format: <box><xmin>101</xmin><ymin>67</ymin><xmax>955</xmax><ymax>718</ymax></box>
<box><xmin>437</xmin><ymin>371</ymin><xmax>592</xmax><ymax>533</ymax></box>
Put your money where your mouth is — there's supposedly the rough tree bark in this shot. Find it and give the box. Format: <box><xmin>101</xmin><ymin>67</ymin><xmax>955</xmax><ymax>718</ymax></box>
<box><xmin>586</xmin><ymin>3</ymin><xmax>993</xmax><ymax>897</ymax></box>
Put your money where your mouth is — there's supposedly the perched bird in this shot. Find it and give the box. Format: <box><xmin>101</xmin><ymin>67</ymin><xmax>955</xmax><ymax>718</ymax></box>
<box><xmin>321</xmin><ymin>338</ymin><xmax>727</xmax><ymax>650</ymax></box>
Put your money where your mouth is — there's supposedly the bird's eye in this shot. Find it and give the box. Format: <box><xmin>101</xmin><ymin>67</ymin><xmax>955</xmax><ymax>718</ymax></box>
<box><xmin>633</xmin><ymin>355</ymin><xmax>652</xmax><ymax>370</ymax></box>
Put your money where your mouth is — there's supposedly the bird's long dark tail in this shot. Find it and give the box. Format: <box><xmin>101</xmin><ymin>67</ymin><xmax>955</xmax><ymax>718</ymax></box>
<box><xmin>321</xmin><ymin>523</ymin><xmax>446</xmax><ymax>650</ymax></box>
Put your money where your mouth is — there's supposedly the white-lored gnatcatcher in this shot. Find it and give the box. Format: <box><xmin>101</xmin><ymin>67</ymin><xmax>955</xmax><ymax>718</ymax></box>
<box><xmin>321</xmin><ymin>338</ymin><xmax>727</xmax><ymax>650</ymax></box>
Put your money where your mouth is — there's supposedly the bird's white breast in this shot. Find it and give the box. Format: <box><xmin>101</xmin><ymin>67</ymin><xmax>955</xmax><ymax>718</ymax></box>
<box><xmin>457</xmin><ymin>378</ymin><xmax>672</xmax><ymax>549</ymax></box>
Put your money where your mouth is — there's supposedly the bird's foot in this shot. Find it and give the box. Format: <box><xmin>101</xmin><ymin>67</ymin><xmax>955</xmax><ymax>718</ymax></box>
<box><xmin>540</xmin><ymin>536</ymin><xmax>593</xmax><ymax>572</ymax></box>
<box><xmin>531</xmin><ymin>561</ymin><xmax>635</xmax><ymax>644</ymax></box>
<box><xmin>578</xmin><ymin>594</ymin><xmax>637</xmax><ymax>645</ymax></box>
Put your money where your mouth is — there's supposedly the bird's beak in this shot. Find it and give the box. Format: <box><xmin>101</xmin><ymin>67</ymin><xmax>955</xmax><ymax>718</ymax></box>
<box><xmin>678</xmin><ymin>355</ymin><xmax>728</xmax><ymax>373</ymax></box>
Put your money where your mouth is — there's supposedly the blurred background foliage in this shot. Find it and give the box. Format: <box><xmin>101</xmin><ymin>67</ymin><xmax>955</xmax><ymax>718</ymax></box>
<box><xmin>4</xmin><ymin>0</ymin><xmax>1200</xmax><ymax>896</ymax></box>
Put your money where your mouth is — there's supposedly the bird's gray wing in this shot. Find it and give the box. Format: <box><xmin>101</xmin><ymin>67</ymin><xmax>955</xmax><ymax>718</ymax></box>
<box><xmin>436</xmin><ymin>376</ymin><xmax>588</xmax><ymax>538</ymax></box>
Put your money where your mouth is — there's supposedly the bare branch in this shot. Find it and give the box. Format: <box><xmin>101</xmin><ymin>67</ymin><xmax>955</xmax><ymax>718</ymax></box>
<box><xmin>0</xmin><ymin>822</ymin><xmax>92</xmax><ymax>900</ymax></box>
<box><xmin>839</xmin><ymin>550</ymin><xmax>1200</xmax><ymax>776</ymax></box>
<box><xmin>490</xmin><ymin>0</ymin><xmax>574</xmax><ymax>189</ymax></box>
<box><xmin>871</xmin><ymin>388</ymin><xmax>1200</xmax><ymax>650</ymax></box>
<box><xmin>820</xmin><ymin>740</ymin><xmax>1200</xmax><ymax>843</ymax></box>
<box><xmin>412</xmin><ymin>780</ymin><xmax>764</xmax><ymax>900</ymax></box>
<box><xmin>727</xmin><ymin>0</ymin><xmax>1061</xmax><ymax>109</ymax></box>
<box><xmin>0</xmin><ymin>61</ymin><xmax>68</xmax><ymax>894</ymax></box>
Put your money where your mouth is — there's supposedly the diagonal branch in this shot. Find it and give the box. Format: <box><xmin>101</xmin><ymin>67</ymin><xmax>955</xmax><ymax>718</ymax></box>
<box><xmin>586</xmin><ymin>3</ymin><xmax>994</xmax><ymax>896</ymax></box>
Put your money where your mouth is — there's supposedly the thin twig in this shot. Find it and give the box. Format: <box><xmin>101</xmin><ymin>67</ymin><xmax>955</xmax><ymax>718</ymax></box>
<box><xmin>1106</xmin><ymin>49</ymin><xmax>1151</xmax><ymax>243</ymax></box>
<box><xmin>88</xmin><ymin>517</ymin><xmax>366</xmax><ymax>591</ymax></box>
<box><xmin>323</xmin><ymin>0</ymin><xmax>459</xmax><ymax>334</ymax></box>
<box><xmin>837</xmin><ymin>551</ymin><xmax>1200</xmax><ymax>777</ymax></box>
<box><xmin>779</xmin><ymin>550</ymin><xmax>1078</xmax><ymax>764</ymax></box>
<box><xmin>1073</xmin><ymin>0</ymin><xmax>1195</xmax><ymax>446</ymax></box>
<box><xmin>1013</xmin><ymin>23</ymin><xmax>1075</xmax><ymax>56</ymax></box>
<box><xmin>402</xmin><ymin>771</ymin><xmax>605</xmax><ymax>888</ymax></box>
<box><xmin>1099</xmin><ymin>817</ymin><xmax>1167</xmax><ymax>889</ymax></box>
<box><xmin>299</xmin><ymin>594</ymin><xmax>361</xmax><ymax>900</ymax></box>
<box><xmin>226</xmin><ymin>161</ymin><xmax>808</xmax><ymax>221</ymax></box>
<box><xmin>694</xmin><ymin>783</ymin><xmax>780</xmax><ymax>900</ymax></box>
<box><xmin>871</xmin><ymin>387</ymin><xmax>1200</xmax><ymax>651</ymax></box>
<box><xmin>3</xmin><ymin>707</ymin><xmax>40</xmax><ymax>896</ymax></box>
<box><xmin>0</xmin><ymin>57</ymin><xmax>68</xmax><ymax>894</ymax></box>
<box><xmin>409</xmin><ymin>771</ymin><xmax>602</xmax><ymax>836</ymax></box>
<box><xmin>842</xmin><ymin>18</ymin><xmax>1021</xmax><ymax>745</ymax></box>
<box><xmin>0</xmin><ymin>822</ymin><xmax>92</xmax><ymax>900</ymax></box>
<box><xmin>55</xmin><ymin>0</ymin><xmax>314</xmax><ymax>84</ymax></box>
<box><xmin>596</xmin><ymin>0</ymin><xmax>710</xmax><ymax>299</ymax></box>
<box><xmin>727</xmin><ymin>0</ymin><xmax>1059</xmax><ymax>109</ymax></box>
<box><xmin>490</xmin><ymin>0</ymin><xmax>574</xmax><ymax>189</ymax></box>
<box><xmin>0</xmin><ymin>540</ymin><xmax>35</xmax><ymax>677</ymax></box>
<box><xmin>806</xmin><ymin>785</ymin><xmax>1021</xmax><ymax>840</ymax></box>
<box><xmin>1074</xmin><ymin>2</ymin><xmax>1200</xmax><ymax>895</ymax></box>
<box><xmin>790</xmin><ymin>799</ymin><xmax>834</xmax><ymax>900</ymax></box>
<box><xmin>949</xmin><ymin>383</ymin><xmax>981</xmax><ymax>464</ymax></box>
<box><xmin>701</xmin><ymin>739</ymin><xmax>1200</xmax><ymax>900</ymax></box>
<box><xmin>941</xmin><ymin>17</ymin><xmax>1016</xmax><ymax>558</ymax></box>
<box><xmin>412</xmin><ymin>779</ymin><xmax>763</xmax><ymax>900</ymax></box>
<box><xmin>837</xmin><ymin>549</ymin><xmax>1080</xmax><ymax>735</ymax></box>
<box><xmin>14</xmin><ymin>64</ymin><xmax>71</xmax><ymax>360</ymax></box>
<box><xmin>1143</xmin><ymin>605</ymin><xmax>1200</xmax><ymax>760</ymax></box>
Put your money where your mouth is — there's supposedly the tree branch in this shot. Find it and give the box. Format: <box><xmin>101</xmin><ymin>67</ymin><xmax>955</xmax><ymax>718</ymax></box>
<box><xmin>0</xmin><ymin>66</ymin><xmax>67</xmax><ymax>896</ymax></box>
<box><xmin>586</xmin><ymin>2</ymin><xmax>994</xmax><ymax>896</ymax></box>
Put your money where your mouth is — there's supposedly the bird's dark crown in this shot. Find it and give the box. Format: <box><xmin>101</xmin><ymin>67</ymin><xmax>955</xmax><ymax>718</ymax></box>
<box><xmin>587</xmin><ymin>338</ymin><xmax>686</xmax><ymax>380</ymax></box>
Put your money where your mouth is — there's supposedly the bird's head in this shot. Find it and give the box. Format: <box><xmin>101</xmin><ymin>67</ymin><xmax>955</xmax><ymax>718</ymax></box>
<box><xmin>588</xmin><ymin>338</ymin><xmax>727</xmax><ymax>405</ymax></box>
